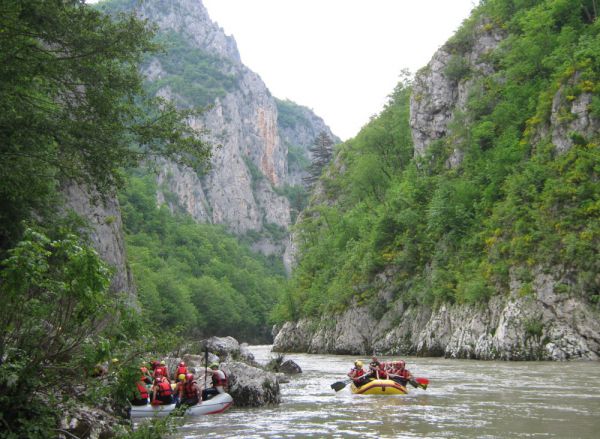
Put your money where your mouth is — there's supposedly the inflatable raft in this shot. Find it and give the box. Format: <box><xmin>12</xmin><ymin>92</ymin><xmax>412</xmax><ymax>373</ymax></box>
<box><xmin>130</xmin><ymin>392</ymin><xmax>233</xmax><ymax>419</ymax></box>
<box><xmin>350</xmin><ymin>379</ymin><xmax>408</xmax><ymax>395</ymax></box>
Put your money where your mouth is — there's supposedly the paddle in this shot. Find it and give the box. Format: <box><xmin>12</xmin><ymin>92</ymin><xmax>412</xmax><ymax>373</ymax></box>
<box><xmin>388</xmin><ymin>373</ymin><xmax>429</xmax><ymax>390</ymax></box>
<box><xmin>203</xmin><ymin>346</ymin><xmax>209</xmax><ymax>394</ymax></box>
<box><xmin>330</xmin><ymin>378</ymin><xmax>352</xmax><ymax>392</ymax></box>
<box><xmin>414</xmin><ymin>377</ymin><xmax>429</xmax><ymax>389</ymax></box>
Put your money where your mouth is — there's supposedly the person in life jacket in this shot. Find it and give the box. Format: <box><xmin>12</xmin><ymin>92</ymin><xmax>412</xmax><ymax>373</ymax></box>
<box><xmin>175</xmin><ymin>361</ymin><xmax>188</xmax><ymax>382</ymax></box>
<box><xmin>368</xmin><ymin>356</ymin><xmax>387</xmax><ymax>379</ymax></box>
<box><xmin>151</xmin><ymin>374</ymin><xmax>173</xmax><ymax>405</ymax></box>
<box><xmin>176</xmin><ymin>373</ymin><xmax>201</xmax><ymax>407</ymax></box>
<box><xmin>131</xmin><ymin>377</ymin><xmax>150</xmax><ymax>406</ymax></box>
<box><xmin>140</xmin><ymin>365</ymin><xmax>153</xmax><ymax>385</ymax></box>
<box><xmin>389</xmin><ymin>360</ymin><xmax>412</xmax><ymax>386</ymax></box>
<box><xmin>202</xmin><ymin>363</ymin><xmax>227</xmax><ymax>400</ymax></box>
<box><xmin>154</xmin><ymin>360</ymin><xmax>170</xmax><ymax>381</ymax></box>
<box><xmin>347</xmin><ymin>360</ymin><xmax>369</xmax><ymax>386</ymax></box>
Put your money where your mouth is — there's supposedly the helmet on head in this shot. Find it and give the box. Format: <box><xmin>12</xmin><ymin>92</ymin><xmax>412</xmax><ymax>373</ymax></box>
<box><xmin>209</xmin><ymin>363</ymin><xmax>219</xmax><ymax>370</ymax></box>
<box><xmin>179</xmin><ymin>361</ymin><xmax>185</xmax><ymax>367</ymax></box>
<box><xmin>186</xmin><ymin>373</ymin><xmax>194</xmax><ymax>381</ymax></box>
<box><xmin>160</xmin><ymin>360</ymin><xmax>166</xmax><ymax>365</ymax></box>
<box><xmin>397</xmin><ymin>360</ymin><xmax>405</xmax><ymax>368</ymax></box>
<box><xmin>111</xmin><ymin>358</ymin><xmax>119</xmax><ymax>364</ymax></box>
<box><xmin>354</xmin><ymin>360</ymin><xmax>363</xmax><ymax>368</ymax></box>
<box><xmin>178</xmin><ymin>373</ymin><xmax>186</xmax><ymax>381</ymax></box>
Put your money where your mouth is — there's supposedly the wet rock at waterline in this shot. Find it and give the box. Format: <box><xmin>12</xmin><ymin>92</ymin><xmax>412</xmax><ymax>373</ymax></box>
<box><xmin>279</xmin><ymin>359</ymin><xmax>302</xmax><ymax>374</ymax></box>
<box><xmin>222</xmin><ymin>361</ymin><xmax>281</xmax><ymax>406</ymax></box>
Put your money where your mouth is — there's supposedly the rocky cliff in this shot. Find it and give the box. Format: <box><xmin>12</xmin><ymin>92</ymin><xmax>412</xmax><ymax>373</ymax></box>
<box><xmin>274</xmin><ymin>267</ymin><xmax>600</xmax><ymax>360</ymax></box>
<box><xmin>123</xmin><ymin>0</ymin><xmax>337</xmax><ymax>260</ymax></box>
<box><xmin>273</xmin><ymin>13</ymin><xmax>600</xmax><ymax>361</ymax></box>
<box><xmin>62</xmin><ymin>182</ymin><xmax>136</xmax><ymax>300</ymax></box>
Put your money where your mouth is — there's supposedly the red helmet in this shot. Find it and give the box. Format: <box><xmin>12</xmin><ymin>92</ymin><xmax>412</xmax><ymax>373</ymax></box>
<box><xmin>185</xmin><ymin>373</ymin><xmax>194</xmax><ymax>382</ymax></box>
<box><xmin>179</xmin><ymin>361</ymin><xmax>185</xmax><ymax>367</ymax></box>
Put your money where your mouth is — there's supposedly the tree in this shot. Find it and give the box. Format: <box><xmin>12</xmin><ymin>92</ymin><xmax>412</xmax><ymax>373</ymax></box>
<box><xmin>0</xmin><ymin>0</ymin><xmax>211</xmax><ymax>253</ymax></box>
<box><xmin>303</xmin><ymin>131</ymin><xmax>334</xmax><ymax>187</ymax></box>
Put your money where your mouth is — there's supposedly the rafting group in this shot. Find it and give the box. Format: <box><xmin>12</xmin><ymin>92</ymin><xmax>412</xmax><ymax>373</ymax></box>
<box><xmin>129</xmin><ymin>359</ymin><xmax>233</xmax><ymax>418</ymax></box>
<box><xmin>331</xmin><ymin>356</ymin><xmax>429</xmax><ymax>395</ymax></box>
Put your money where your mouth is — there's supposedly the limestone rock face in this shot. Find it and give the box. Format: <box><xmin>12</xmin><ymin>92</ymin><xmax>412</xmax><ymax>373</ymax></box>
<box><xmin>547</xmin><ymin>72</ymin><xmax>599</xmax><ymax>154</ymax></box>
<box><xmin>131</xmin><ymin>0</ymin><xmax>336</xmax><ymax>260</ymax></box>
<box><xmin>62</xmin><ymin>183</ymin><xmax>135</xmax><ymax>300</ymax></box>
<box><xmin>273</xmin><ymin>269</ymin><xmax>600</xmax><ymax>360</ymax></box>
<box><xmin>410</xmin><ymin>20</ymin><xmax>505</xmax><ymax>167</ymax></box>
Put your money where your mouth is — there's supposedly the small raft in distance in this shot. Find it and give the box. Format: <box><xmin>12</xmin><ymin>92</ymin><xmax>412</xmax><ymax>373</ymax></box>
<box><xmin>130</xmin><ymin>392</ymin><xmax>233</xmax><ymax>419</ymax></box>
<box><xmin>350</xmin><ymin>379</ymin><xmax>408</xmax><ymax>395</ymax></box>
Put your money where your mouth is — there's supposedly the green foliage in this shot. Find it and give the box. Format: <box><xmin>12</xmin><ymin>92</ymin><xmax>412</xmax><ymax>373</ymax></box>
<box><xmin>0</xmin><ymin>0</ymin><xmax>211</xmax><ymax>253</ymax></box>
<box><xmin>444</xmin><ymin>55</ymin><xmax>471</xmax><ymax>82</ymax></box>
<box><xmin>119</xmin><ymin>171</ymin><xmax>286</xmax><ymax>341</ymax></box>
<box><xmin>0</xmin><ymin>226</ymin><xmax>117</xmax><ymax>438</ymax></box>
<box><xmin>144</xmin><ymin>31</ymin><xmax>237</xmax><ymax>108</ymax></box>
<box><xmin>276</xmin><ymin>98</ymin><xmax>313</xmax><ymax>131</ymax></box>
<box><xmin>279</xmin><ymin>0</ymin><xmax>600</xmax><ymax>320</ymax></box>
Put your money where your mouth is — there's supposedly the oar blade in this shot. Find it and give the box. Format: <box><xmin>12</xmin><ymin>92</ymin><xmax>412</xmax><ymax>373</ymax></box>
<box><xmin>331</xmin><ymin>381</ymin><xmax>348</xmax><ymax>392</ymax></box>
<box><xmin>415</xmin><ymin>377</ymin><xmax>429</xmax><ymax>390</ymax></box>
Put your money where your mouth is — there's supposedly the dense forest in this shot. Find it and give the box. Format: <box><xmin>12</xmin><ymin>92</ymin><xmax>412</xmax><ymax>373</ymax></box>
<box><xmin>119</xmin><ymin>170</ymin><xmax>286</xmax><ymax>341</ymax></box>
<box><xmin>274</xmin><ymin>0</ymin><xmax>600</xmax><ymax>322</ymax></box>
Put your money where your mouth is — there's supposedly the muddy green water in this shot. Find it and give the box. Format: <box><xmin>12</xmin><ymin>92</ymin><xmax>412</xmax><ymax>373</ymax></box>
<box><xmin>173</xmin><ymin>345</ymin><xmax>600</xmax><ymax>438</ymax></box>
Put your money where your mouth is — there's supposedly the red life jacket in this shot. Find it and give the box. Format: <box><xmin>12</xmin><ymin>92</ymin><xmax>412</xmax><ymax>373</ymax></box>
<box><xmin>176</xmin><ymin>366</ymin><xmax>187</xmax><ymax>376</ymax></box>
<box><xmin>155</xmin><ymin>366</ymin><xmax>168</xmax><ymax>378</ymax></box>
<box><xmin>211</xmin><ymin>370</ymin><xmax>227</xmax><ymax>387</ymax></box>
<box><xmin>157</xmin><ymin>380</ymin><xmax>172</xmax><ymax>397</ymax></box>
<box><xmin>183</xmin><ymin>381</ymin><xmax>198</xmax><ymax>399</ymax></box>
<box><xmin>349</xmin><ymin>367</ymin><xmax>364</xmax><ymax>378</ymax></box>
<box><xmin>136</xmin><ymin>382</ymin><xmax>149</xmax><ymax>399</ymax></box>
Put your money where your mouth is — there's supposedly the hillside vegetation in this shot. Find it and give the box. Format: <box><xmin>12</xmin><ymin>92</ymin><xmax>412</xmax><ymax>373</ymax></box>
<box><xmin>119</xmin><ymin>171</ymin><xmax>286</xmax><ymax>342</ymax></box>
<box><xmin>274</xmin><ymin>0</ymin><xmax>600</xmax><ymax>322</ymax></box>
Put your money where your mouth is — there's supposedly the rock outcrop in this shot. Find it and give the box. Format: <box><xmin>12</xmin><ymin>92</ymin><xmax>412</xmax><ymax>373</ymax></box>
<box><xmin>222</xmin><ymin>361</ymin><xmax>281</xmax><ymax>406</ymax></box>
<box><xmin>182</xmin><ymin>336</ymin><xmax>282</xmax><ymax>406</ymax></box>
<box><xmin>273</xmin><ymin>268</ymin><xmax>600</xmax><ymax>360</ymax></box>
<box><xmin>410</xmin><ymin>19</ymin><xmax>505</xmax><ymax>168</ymax></box>
<box><xmin>62</xmin><ymin>182</ymin><xmax>135</xmax><ymax>300</ymax></box>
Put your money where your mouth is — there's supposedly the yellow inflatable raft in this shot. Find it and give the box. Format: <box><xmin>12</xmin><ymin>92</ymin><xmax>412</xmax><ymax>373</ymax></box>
<box><xmin>350</xmin><ymin>379</ymin><xmax>408</xmax><ymax>395</ymax></box>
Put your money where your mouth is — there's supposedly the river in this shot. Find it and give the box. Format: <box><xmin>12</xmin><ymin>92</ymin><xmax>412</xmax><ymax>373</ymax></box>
<box><xmin>173</xmin><ymin>345</ymin><xmax>600</xmax><ymax>438</ymax></box>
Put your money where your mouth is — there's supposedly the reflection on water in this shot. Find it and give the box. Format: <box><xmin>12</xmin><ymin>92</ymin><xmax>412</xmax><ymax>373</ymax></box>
<box><xmin>173</xmin><ymin>346</ymin><xmax>600</xmax><ymax>438</ymax></box>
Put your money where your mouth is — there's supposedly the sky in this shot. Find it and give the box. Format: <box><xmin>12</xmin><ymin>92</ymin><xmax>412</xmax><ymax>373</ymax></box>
<box><xmin>203</xmin><ymin>0</ymin><xmax>478</xmax><ymax>140</ymax></box>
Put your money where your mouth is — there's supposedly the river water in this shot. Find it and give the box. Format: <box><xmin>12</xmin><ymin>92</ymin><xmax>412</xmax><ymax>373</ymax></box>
<box><xmin>173</xmin><ymin>345</ymin><xmax>600</xmax><ymax>438</ymax></box>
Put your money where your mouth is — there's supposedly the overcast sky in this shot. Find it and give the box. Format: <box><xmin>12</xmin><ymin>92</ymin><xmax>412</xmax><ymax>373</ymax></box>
<box><xmin>203</xmin><ymin>0</ymin><xmax>477</xmax><ymax>140</ymax></box>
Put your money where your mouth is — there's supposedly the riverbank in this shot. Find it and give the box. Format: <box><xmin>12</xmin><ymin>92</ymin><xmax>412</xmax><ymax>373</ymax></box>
<box><xmin>272</xmin><ymin>279</ymin><xmax>600</xmax><ymax>360</ymax></box>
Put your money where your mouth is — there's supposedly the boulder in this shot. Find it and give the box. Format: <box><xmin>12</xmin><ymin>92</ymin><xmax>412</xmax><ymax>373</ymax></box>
<box><xmin>279</xmin><ymin>359</ymin><xmax>302</xmax><ymax>375</ymax></box>
<box><xmin>222</xmin><ymin>361</ymin><xmax>281</xmax><ymax>407</ymax></box>
<box><xmin>202</xmin><ymin>336</ymin><xmax>240</xmax><ymax>359</ymax></box>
